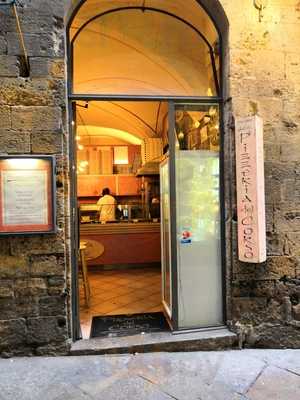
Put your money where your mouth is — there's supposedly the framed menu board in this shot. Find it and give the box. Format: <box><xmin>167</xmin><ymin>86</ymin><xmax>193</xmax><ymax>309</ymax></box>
<box><xmin>0</xmin><ymin>156</ymin><xmax>56</xmax><ymax>235</ymax></box>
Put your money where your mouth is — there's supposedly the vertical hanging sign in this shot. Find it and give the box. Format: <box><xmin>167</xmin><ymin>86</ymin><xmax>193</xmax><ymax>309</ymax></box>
<box><xmin>235</xmin><ymin>116</ymin><xmax>266</xmax><ymax>263</ymax></box>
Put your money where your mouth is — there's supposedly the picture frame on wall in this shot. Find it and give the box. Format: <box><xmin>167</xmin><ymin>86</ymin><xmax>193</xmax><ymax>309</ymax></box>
<box><xmin>0</xmin><ymin>155</ymin><xmax>57</xmax><ymax>235</ymax></box>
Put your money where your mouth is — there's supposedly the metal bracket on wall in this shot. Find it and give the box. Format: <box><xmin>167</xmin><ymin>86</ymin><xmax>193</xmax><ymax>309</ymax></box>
<box><xmin>0</xmin><ymin>0</ymin><xmax>17</xmax><ymax>4</ymax></box>
<box><xmin>0</xmin><ymin>0</ymin><xmax>30</xmax><ymax>76</ymax></box>
<box><xmin>254</xmin><ymin>0</ymin><xmax>268</xmax><ymax>22</ymax></box>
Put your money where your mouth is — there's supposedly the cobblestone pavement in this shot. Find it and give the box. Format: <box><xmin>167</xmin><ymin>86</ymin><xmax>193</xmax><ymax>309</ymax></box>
<box><xmin>0</xmin><ymin>349</ymin><xmax>299</xmax><ymax>399</ymax></box>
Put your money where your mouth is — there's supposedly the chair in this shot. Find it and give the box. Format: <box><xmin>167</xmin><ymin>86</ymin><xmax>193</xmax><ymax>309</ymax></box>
<box><xmin>79</xmin><ymin>240</ymin><xmax>91</xmax><ymax>307</ymax></box>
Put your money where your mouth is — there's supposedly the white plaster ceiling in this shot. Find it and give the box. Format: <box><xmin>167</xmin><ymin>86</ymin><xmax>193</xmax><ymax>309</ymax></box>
<box><xmin>76</xmin><ymin>101</ymin><xmax>168</xmax><ymax>143</ymax></box>
<box><xmin>71</xmin><ymin>0</ymin><xmax>218</xmax><ymax>97</ymax></box>
<box><xmin>71</xmin><ymin>0</ymin><xmax>219</xmax><ymax>143</ymax></box>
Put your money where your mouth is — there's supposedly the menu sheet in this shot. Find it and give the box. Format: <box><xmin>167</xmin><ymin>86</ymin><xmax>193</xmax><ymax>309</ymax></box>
<box><xmin>1</xmin><ymin>170</ymin><xmax>48</xmax><ymax>226</ymax></box>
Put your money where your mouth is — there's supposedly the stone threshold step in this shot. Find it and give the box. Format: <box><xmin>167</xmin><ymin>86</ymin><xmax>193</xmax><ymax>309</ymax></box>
<box><xmin>70</xmin><ymin>327</ymin><xmax>238</xmax><ymax>356</ymax></box>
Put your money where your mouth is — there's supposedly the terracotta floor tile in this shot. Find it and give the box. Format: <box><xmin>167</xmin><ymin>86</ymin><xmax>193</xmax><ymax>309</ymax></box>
<box><xmin>126</xmin><ymin>281</ymin><xmax>152</xmax><ymax>289</ymax></box>
<box><xmin>79</xmin><ymin>267</ymin><xmax>162</xmax><ymax>331</ymax></box>
<box><xmin>147</xmin><ymin>305</ymin><xmax>163</xmax><ymax>312</ymax></box>
<box><xmin>90</xmin><ymin>290</ymin><xmax>121</xmax><ymax>302</ymax></box>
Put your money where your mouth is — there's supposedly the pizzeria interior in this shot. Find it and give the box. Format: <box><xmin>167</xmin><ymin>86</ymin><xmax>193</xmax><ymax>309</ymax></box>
<box><xmin>76</xmin><ymin>100</ymin><xmax>167</xmax><ymax>338</ymax></box>
<box><xmin>75</xmin><ymin>99</ymin><xmax>223</xmax><ymax>338</ymax></box>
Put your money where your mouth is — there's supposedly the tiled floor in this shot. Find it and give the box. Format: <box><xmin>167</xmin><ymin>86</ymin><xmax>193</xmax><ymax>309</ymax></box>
<box><xmin>79</xmin><ymin>267</ymin><xmax>162</xmax><ymax>338</ymax></box>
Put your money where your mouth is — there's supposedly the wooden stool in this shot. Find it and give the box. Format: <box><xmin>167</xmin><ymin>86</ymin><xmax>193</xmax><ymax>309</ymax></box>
<box><xmin>79</xmin><ymin>241</ymin><xmax>90</xmax><ymax>307</ymax></box>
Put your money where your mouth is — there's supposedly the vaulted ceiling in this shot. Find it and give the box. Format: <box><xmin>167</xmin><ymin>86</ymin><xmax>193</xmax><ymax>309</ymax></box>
<box><xmin>70</xmin><ymin>0</ymin><xmax>219</xmax><ymax>144</ymax></box>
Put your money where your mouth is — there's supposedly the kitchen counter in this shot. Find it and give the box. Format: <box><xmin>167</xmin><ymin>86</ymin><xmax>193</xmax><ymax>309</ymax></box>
<box><xmin>80</xmin><ymin>222</ymin><xmax>160</xmax><ymax>235</ymax></box>
<box><xmin>80</xmin><ymin>222</ymin><xmax>161</xmax><ymax>266</ymax></box>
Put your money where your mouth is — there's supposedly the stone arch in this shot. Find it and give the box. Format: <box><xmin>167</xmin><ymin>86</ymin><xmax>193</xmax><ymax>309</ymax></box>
<box><xmin>65</xmin><ymin>0</ymin><xmax>229</xmax><ymax>39</ymax></box>
<box><xmin>65</xmin><ymin>0</ymin><xmax>233</xmax><ymax>336</ymax></box>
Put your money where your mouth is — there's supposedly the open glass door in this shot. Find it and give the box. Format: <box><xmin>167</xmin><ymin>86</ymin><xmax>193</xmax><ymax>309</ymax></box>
<box><xmin>70</xmin><ymin>102</ymin><xmax>81</xmax><ymax>340</ymax></box>
<box><xmin>160</xmin><ymin>157</ymin><xmax>172</xmax><ymax>319</ymax></box>
<box><xmin>163</xmin><ymin>102</ymin><xmax>223</xmax><ymax>331</ymax></box>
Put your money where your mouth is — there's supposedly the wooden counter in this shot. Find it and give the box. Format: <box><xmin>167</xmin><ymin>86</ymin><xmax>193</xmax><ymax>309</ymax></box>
<box><xmin>80</xmin><ymin>222</ymin><xmax>161</xmax><ymax>266</ymax></box>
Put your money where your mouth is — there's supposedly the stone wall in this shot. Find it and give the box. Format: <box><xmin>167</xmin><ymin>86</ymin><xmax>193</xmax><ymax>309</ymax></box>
<box><xmin>221</xmin><ymin>0</ymin><xmax>300</xmax><ymax>348</ymax></box>
<box><xmin>0</xmin><ymin>0</ymin><xmax>300</xmax><ymax>356</ymax></box>
<box><xmin>0</xmin><ymin>1</ymin><xmax>70</xmax><ymax>356</ymax></box>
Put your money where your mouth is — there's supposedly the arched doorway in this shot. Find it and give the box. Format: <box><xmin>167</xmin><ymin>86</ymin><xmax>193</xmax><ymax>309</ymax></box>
<box><xmin>67</xmin><ymin>0</ymin><xmax>229</xmax><ymax>341</ymax></box>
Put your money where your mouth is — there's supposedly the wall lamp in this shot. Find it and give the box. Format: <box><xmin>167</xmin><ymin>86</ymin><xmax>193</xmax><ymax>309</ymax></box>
<box><xmin>254</xmin><ymin>0</ymin><xmax>268</xmax><ymax>22</ymax></box>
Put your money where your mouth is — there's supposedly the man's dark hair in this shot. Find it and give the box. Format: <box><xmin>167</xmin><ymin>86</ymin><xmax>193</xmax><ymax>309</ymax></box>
<box><xmin>102</xmin><ymin>187</ymin><xmax>110</xmax><ymax>196</ymax></box>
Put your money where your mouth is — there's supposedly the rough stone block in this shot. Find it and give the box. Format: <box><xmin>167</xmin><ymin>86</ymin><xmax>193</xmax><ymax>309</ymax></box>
<box><xmin>232</xmin><ymin>96</ymin><xmax>283</xmax><ymax>124</ymax></box>
<box><xmin>271</xmin><ymin>161</ymin><xmax>298</xmax><ymax>181</ymax></box>
<box><xmin>0</xmin><ymin>298</ymin><xmax>17</xmax><ymax>320</ymax></box>
<box><xmin>284</xmin><ymin>233</ymin><xmax>300</xmax><ymax>257</ymax></box>
<box><xmin>0</xmin><ymin>36</ymin><xmax>6</xmax><ymax>54</ymax></box>
<box><xmin>31</xmin><ymin>131</ymin><xmax>63</xmax><ymax>154</ymax></box>
<box><xmin>35</xmin><ymin>340</ymin><xmax>70</xmax><ymax>356</ymax></box>
<box><xmin>8</xmin><ymin>235</ymin><xmax>65</xmax><ymax>256</ymax></box>
<box><xmin>263</xmin><ymin>257</ymin><xmax>297</xmax><ymax>280</ymax></box>
<box><xmin>0</xmin><ymin>281</ymin><xmax>13</xmax><ymax>299</ymax></box>
<box><xmin>0</xmin><ymin>238</ymin><xmax>10</xmax><ymax>256</ymax></box>
<box><xmin>266</xmin><ymin>232</ymin><xmax>285</xmax><ymax>256</ymax></box>
<box><xmin>0</xmin><ymin>319</ymin><xmax>26</xmax><ymax>350</ymax></box>
<box><xmin>7</xmin><ymin>32</ymin><xmax>63</xmax><ymax>58</ymax></box>
<box><xmin>273</xmin><ymin>207</ymin><xmax>300</xmax><ymax>234</ymax></box>
<box><xmin>0</xmin><ymin>8</ymin><xmax>17</xmax><ymax>33</ymax></box>
<box><xmin>15</xmin><ymin>297</ymin><xmax>40</xmax><ymax>318</ymax></box>
<box><xmin>254</xmin><ymin>324</ymin><xmax>300</xmax><ymax>349</ymax></box>
<box><xmin>16</xmin><ymin>12</ymin><xmax>55</xmax><ymax>35</ymax></box>
<box><xmin>21</xmin><ymin>0</ymin><xmax>65</xmax><ymax>18</ymax></box>
<box><xmin>26</xmin><ymin>317</ymin><xmax>67</xmax><ymax>344</ymax></box>
<box><xmin>292</xmin><ymin>304</ymin><xmax>300</xmax><ymax>321</ymax></box>
<box><xmin>29</xmin><ymin>58</ymin><xmax>65</xmax><ymax>79</ymax></box>
<box><xmin>29</xmin><ymin>57</ymin><xmax>52</xmax><ymax>78</ymax></box>
<box><xmin>0</xmin><ymin>55</ymin><xmax>19</xmax><ymax>77</ymax></box>
<box><xmin>15</xmin><ymin>278</ymin><xmax>48</xmax><ymax>298</ymax></box>
<box><xmin>233</xmin><ymin>255</ymin><xmax>298</xmax><ymax>282</ymax></box>
<box><xmin>11</xmin><ymin>106</ymin><xmax>62</xmax><ymax>132</ymax></box>
<box><xmin>280</xmin><ymin>140</ymin><xmax>300</xmax><ymax>163</ymax></box>
<box><xmin>231</xmin><ymin>49</ymin><xmax>285</xmax><ymax>82</ymax></box>
<box><xmin>0</xmin><ymin>78</ymin><xmax>55</xmax><ymax>106</ymax></box>
<box><xmin>39</xmin><ymin>296</ymin><xmax>66</xmax><ymax>317</ymax></box>
<box><xmin>0</xmin><ymin>255</ymin><xmax>29</xmax><ymax>278</ymax></box>
<box><xmin>264</xmin><ymin>142</ymin><xmax>281</xmax><ymax>161</ymax></box>
<box><xmin>0</xmin><ymin>106</ymin><xmax>11</xmax><ymax>129</ymax></box>
<box><xmin>232</xmin><ymin>297</ymin><xmax>268</xmax><ymax>323</ymax></box>
<box><xmin>0</xmin><ymin>129</ymin><xmax>31</xmax><ymax>153</ymax></box>
<box><xmin>50</xmin><ymin>60</ymin><xmax>65</xmax><ymax>78</ymax></box>
<box><xmin>29</xmin><ymin>255</ymin><xmax>65</xmax><ymax>277</ymax></box>
<box><xmin>264</xmin><ymin>182</ymin><xmax>281</xmax><ymax>206</ymax></box>
<box><xmin>232</xmin><ymin>279</ymin><xmax>276</xmax><ymax>298</ymax></box>
<box><xmin>282</xmin><ymin>98</ymin><xmax>300</xmax><ymax>127</ymax></box>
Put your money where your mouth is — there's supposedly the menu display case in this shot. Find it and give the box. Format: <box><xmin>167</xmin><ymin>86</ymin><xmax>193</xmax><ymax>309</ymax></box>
<box><xmin>0</xmin><ymin>155</ymin><xmax>56</xmax><ymax>235</ymax></box>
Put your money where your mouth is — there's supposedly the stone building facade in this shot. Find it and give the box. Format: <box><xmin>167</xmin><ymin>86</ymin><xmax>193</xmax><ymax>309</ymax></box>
<box><xmin>0</xmin><ymin>0</ymin><xmax>299</xmax><ymax>356</ymax></box>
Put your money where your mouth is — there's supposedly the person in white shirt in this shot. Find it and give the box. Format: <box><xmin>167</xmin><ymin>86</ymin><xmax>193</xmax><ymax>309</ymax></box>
<box><xmin>97</xmin><ymin>187</ymin><xmax>116</xmax><ymax>222</ymax></box>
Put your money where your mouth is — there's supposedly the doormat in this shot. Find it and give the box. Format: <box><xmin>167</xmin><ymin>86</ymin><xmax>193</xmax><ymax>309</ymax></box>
<box><xmin>90</xmin><ymin>312</ymin><xmax>169</xmax><ymax>338</ymax></box>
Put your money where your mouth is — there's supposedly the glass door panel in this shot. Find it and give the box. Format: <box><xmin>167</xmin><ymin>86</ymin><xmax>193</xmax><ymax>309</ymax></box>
<box><xmin>174</xmin><ymin>104</ymin><xmax>223</xmax><ymax>329</ymax></box>
<box><xmin>160</xmin><ymin>158</ymin><xmax>172</xmax><ymax>318</ymax></box>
